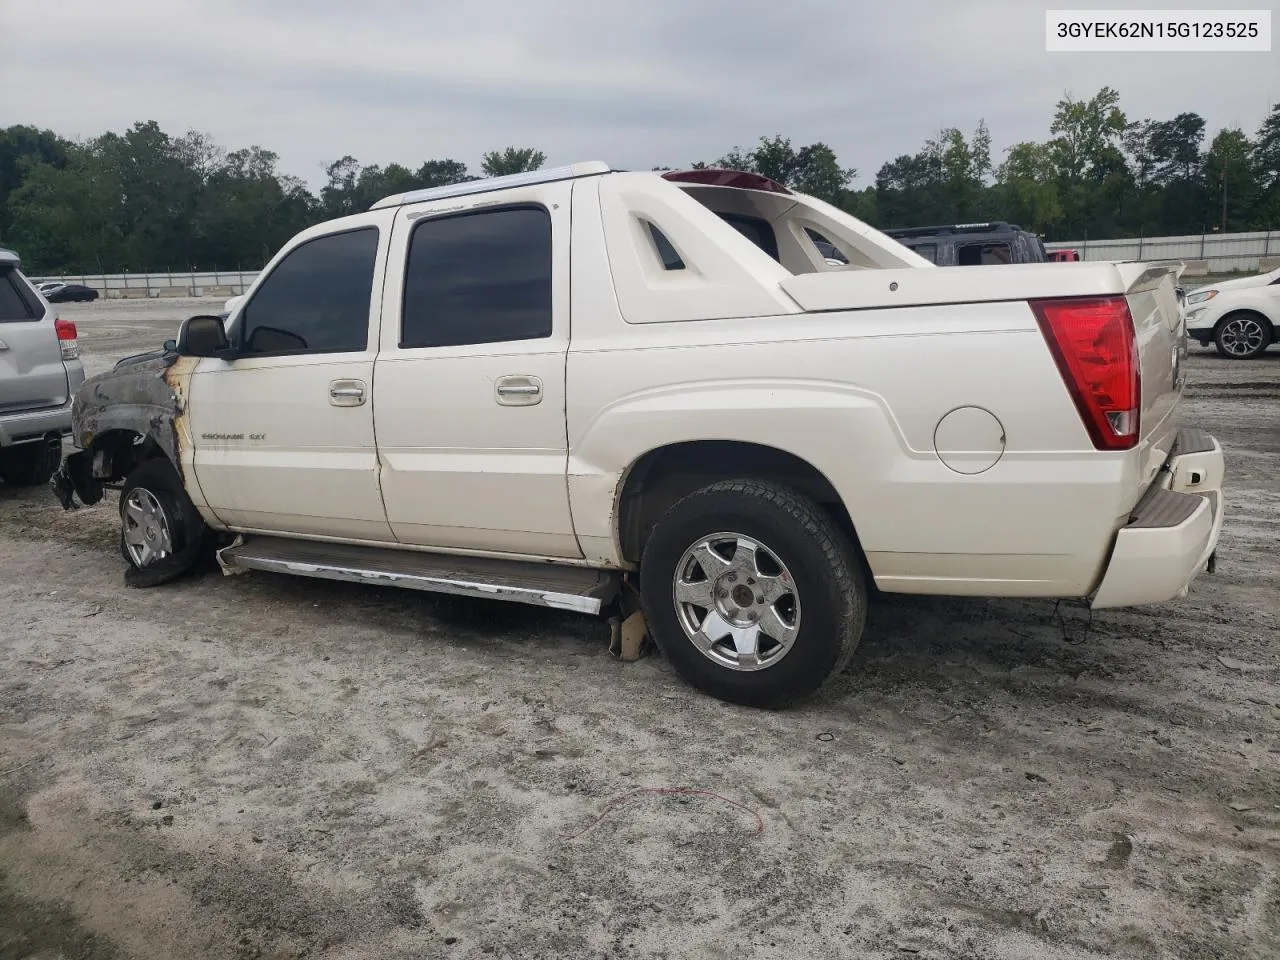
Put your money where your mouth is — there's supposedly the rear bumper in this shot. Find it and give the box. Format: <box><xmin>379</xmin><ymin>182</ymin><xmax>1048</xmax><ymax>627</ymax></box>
<box><xmin>1091</xmin><ymin>427</ymin><xmax>1224</xmax><ymax>608</ymax></box>
<box><xmin>0</xmin><ymin>398</ymin><xmax>73</xmax><ymax>448</ymax></box>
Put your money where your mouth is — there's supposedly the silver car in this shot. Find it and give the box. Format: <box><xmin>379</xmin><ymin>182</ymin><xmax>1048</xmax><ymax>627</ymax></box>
<box><xmin>0</xmin><ymin>248</ymin><xmax>85</xmax><ymax>486</ymax></box>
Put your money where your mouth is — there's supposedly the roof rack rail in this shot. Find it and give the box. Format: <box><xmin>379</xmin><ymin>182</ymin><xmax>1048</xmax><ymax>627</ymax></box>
<box><xmin>369</xmin><ymin>161</ymin><xmax>614</xmax><ymax>210</ymax></box>
<box><xmin>884</xmin><ymin>221</ymin><xmax>1018</xmax><ymax>238</ymax></box>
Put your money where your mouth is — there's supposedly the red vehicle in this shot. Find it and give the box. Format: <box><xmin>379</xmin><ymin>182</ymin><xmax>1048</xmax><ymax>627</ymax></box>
<box><xmin>1048</xmin><ymin>249</ymin><xmax>1081</xmax><ymax>262</ymax></box>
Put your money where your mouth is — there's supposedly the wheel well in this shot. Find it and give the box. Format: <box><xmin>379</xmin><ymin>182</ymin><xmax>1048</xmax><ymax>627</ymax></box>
<box><xmin>616</xmin><ymin>440</ymin><xmax>867</xmax><ymax>570</ymax></box>
<box><xmin>1214</xmin><ymin>309</ymin><xmax>1275</xmax><ymax>340</ymax></box>
<box><xmin>89</xmin><ymin>429</ymin><xmax>165</xmax><ymax>482</ymax></box>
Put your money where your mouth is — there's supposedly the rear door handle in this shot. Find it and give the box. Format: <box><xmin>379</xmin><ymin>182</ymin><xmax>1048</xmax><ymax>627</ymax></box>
<box><xmin>495</xmin><ymin>375</ymin><xmax>543</xmax><ymax>406</ymax></box>
<box><xmin>329</xmin><ymin>379</ymin><xmax>366</xmax><ymax>406</ymax></box>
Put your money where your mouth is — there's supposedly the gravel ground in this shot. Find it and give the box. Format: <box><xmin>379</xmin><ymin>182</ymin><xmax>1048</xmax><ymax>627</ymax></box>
<box><xmin>1</xmin><ymin>298</ymin><xmax>1277</xmax><ymax>960</ymax></box>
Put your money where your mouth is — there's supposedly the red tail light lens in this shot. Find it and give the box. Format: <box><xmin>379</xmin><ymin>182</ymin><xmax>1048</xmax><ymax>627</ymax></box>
<box><xmin>1030</xmin><ymin>295</ymin><xmax>1140</xmax><ymax>450</ymax></box>
<box><xmin>54</xmin><ymin>318</ymin><xmax>79</xmax><ymax>360</ymax></box>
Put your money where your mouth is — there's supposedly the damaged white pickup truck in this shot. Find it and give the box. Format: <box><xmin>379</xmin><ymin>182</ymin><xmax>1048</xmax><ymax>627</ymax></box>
<box><xmin>53</xmin><ymin>162</ymin><xmax>1225</xmax><ymax>706</ymax></box>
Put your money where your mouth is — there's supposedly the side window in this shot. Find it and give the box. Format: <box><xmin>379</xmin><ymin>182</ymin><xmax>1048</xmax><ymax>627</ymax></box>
<box><xmin>958</xmin><ymin>242</ymin><xmax>1011</xmax><ymax>266</ymax></box>
<box><xmin>647</xmin><ymin>223</ymin><xmax>686</xmax><ymax>271</ymax></box>
<box><xmin>240</xmin><ymin>227</ymin><xmax>378</xmax><ymax>355</ymax></box>
<box><xmin>908</xmin><ymin>243</ymin><xmax>938</xmax><ymax>264</ymax></box>
<box><xmin>401</xmin><ymin>206</ymin><xmax>552</xmax><ymax>349</ymax></box>
<box><xmin>0</xmin><ymin>270</ymin><xmax>40</xmax><ymax>322</ymax></box>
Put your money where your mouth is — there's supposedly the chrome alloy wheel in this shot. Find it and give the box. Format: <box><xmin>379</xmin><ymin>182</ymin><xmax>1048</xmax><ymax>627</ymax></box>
<box><xmin>1219</xmin><ymin>316</ymin><xmax>1267</xmax><ymax>357</ymax></box>
<box><xmin>122</xmin><ymin>487</ymin><xmax>173</xmax><ymax>567</ymax></box>
<box><xmin>672</xmin><ymin>532</ymin><xmax>801</xmax><ymax>672</ymax></box>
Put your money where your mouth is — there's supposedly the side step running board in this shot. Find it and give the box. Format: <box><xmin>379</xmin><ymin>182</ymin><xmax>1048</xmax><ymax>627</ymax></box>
<box><xmin>217</xmin><ymin>536</ymin><xmax>620</xmax><ymax>615</ymax></box>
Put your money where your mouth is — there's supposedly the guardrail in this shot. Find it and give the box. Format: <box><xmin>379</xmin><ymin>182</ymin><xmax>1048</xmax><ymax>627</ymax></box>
<box><xmin>1044</xmin><ymin>230</ymin><xmax>1279</xmax><ymax>273</ymax></box>
<box><xmin>27</xmin><ymin>270</ymin><xmax>260</xmax><ymax>299</ymax></box>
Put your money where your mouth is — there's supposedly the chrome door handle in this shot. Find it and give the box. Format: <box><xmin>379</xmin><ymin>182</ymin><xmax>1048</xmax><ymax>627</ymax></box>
<box><xmin>495</xmin><ymin>375</ymin><xmax>543</xmax><ymax>406</ymax></box>
<box><xmin>329</xmin><ymin>379</ymin><xmax>366</xmax><ymax>406</ymax></box>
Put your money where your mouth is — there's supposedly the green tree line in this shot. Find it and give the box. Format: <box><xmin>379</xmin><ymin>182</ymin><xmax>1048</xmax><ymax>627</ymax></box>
<box><xmin>3</xmin><ymin>87</ymin><xmax>1279</xmax><ymax>274</ymax></box>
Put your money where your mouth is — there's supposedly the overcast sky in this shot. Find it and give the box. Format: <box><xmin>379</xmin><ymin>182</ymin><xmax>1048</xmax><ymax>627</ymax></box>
<box><xmin>5</xmin><ymin>0</ymin><xmax>1277</xmax><ymax>190</ymax></box>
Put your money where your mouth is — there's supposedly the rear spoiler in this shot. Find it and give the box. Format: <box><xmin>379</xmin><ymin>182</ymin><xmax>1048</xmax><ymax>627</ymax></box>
<box><xmin>0</xmin><ymin>248</ymin><xmax>19</xmax><ymax>267</ymax></box>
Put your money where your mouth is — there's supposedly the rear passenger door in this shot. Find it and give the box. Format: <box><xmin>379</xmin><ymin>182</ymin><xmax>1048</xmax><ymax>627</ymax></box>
<box><xmin>374</xmin><ymin>182</ymin><xmax>580</xmax><ymax>558</ymax></box>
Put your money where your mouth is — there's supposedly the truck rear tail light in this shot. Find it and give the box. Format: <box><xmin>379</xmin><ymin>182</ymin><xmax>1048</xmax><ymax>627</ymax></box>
<box><xmin>55</xmin><ymin>318</ymin><xmax>79</xmax><ymax>360</ymax></box>
<box><xmin>1030</xmin><ymin>295</ymin><xmax>1140</xmax><ymax>451</ymax></box>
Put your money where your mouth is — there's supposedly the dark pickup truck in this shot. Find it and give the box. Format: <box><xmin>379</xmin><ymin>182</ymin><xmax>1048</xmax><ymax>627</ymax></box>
<box><xmin>884</xmin><ymin>221</ymin><xmax>1048</xmax><ymax>266</ymax></box>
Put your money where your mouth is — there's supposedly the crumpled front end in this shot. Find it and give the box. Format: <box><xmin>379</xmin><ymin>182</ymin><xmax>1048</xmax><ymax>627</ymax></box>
<box><xmin>50</xmin><ymin>351</ymin><xmax>186</xmax><ymax>511</ymax></box>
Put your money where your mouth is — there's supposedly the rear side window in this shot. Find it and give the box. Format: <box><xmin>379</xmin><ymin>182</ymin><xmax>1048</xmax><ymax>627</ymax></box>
<box><xmin>0</xmin><ymin>270</ymin><xmax>40</xmax><ymax>322</ymax></box>
<box><xmin>958</xmin><ymin>242</ymin><xmax>1011</xmax><ymax>266</ymax></box>
<box><xmin>648</xmin><ymin>223</ymin><xmax>686</xmax><ymax>271</ymax></box>
<box><xmin>907</xmin><ymin>243</ymin><xmax>938</xmax><ymax>264</ymax></box>
<box><xmin>240</xmin><ymin>227</ymin><xmax>378</xmax><ymax>355</ymax></box>
<box><xmin>401</xmin><ymin>206</ymin><xmax>552</xmax><ymax>349</ymax></box>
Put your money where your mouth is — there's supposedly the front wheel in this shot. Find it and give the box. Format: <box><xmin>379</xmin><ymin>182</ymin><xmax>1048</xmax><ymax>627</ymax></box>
<box><xmin>1215</xmin><ymin>313</ymin><xmax>1271</xmax><ymax>359</ymax></box>
<box><xmin>118</xmin><ymin>458</ymin><xmax>212</xmax><ymax>586</ymax></box>
<box><xmin>639</xmin><ymin>479</ymin><xmax>866</xmax><ymax>707</ymax></box>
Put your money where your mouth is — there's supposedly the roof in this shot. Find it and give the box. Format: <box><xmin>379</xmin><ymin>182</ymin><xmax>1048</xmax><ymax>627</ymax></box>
<box><xmin>369</xmin><ymin>162</ymin><xmax>795</xmax><ymax>211</ymax></box>
<box><xmin>884</xmin><ymin>222</ymin><xmax>1026</xmax><ymax>239</ymax></box>
<box><xmin>370</xmin><ymin>161</ymin><xmax>613</xmax><ymax>210</ymax></box>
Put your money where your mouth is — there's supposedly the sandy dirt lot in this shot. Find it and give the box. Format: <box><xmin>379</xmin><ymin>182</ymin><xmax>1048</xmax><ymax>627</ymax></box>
<box><xmin>2</xmin><ymin>299</ymin><xmax>1277</xmax><ymax>960</ymax></box>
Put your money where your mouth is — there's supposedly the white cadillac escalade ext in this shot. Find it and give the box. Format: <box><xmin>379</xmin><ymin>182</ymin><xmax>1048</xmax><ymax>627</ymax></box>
<box><xmin>53</xmin><ymin>162</ymin><xmax>1225</xmax><ymax>706</ymax></box>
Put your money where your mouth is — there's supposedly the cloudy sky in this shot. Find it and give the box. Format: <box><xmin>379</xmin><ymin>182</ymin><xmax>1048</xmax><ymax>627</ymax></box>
<box><xmin>5</xmin><ymin>0</ymin><xmax>1278</xmax><ymax>189</ymax></box>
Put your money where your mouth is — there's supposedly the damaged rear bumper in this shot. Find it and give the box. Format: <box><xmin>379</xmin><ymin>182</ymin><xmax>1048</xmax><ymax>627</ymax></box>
<box><xmin>1090</xmin><ymin>427</ymin><xmax>1225</xmax><ymax>609</ymax></box>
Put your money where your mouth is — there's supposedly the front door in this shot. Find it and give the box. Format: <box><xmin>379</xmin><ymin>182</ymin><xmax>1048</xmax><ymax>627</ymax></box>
<box><xmin>187</xmin><ymin>217</ymin><xmax>395</xmax><ymax>541</ymax></box>
<box><xmin>373</xmin><ymin>183</ymin><xmax>580</xmax><ymax>558</ymax></box>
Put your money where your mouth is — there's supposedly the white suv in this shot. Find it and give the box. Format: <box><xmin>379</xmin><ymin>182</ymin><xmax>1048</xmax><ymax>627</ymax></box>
<box><xmin>1185</xmin><ymin>266</ymin><xmax>1280</xmax><ymax>359</ymax></box>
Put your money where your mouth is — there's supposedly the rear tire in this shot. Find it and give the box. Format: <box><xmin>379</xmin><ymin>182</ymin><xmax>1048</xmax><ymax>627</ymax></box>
<box><xmin>118</xmin><ymin>458</ymin><xmax>212</xmax><ymax>587</ymax></box>
<box><xmin>0</xmin><ymin>436</ymin><xmax>61</xmax><ymax>487</ymax></box>
<box><xmin>1214</xmin><ymin>312</ymin><xmax>1271</xmax><ymax>359</ymax></box>
<box><xmin>639</xmin><ymin>479</ymin><xmax>866</xmax><ymax>707</ymax></box>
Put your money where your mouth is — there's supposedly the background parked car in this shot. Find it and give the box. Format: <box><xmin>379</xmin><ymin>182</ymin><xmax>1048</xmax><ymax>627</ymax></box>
<box><xmin>0</xmin><ymin>249</ymin><xmax>85</xmax><ymax>486</ymax></box>
<box><xmin>883</xmin><ymin>221</ymin><xmax>1048</xmax><ymax>266</ymax></box>
<box><xmin>1047</xmin><ymin>248</ymin><xmax>1081</xmax><ymax>262</ymax></box>
<box><xmin>37</xmin><ymin>281</ymin><xmax>100</xmax><ymax>303</ymax></box>
<box><xmin>1185</xmin><ymin>266</ymin><xmax>1280</xmax><ymax>359</ymax></box>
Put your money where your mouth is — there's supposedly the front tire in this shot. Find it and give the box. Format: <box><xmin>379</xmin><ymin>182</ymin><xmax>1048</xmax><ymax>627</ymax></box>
<box><xmin>1214</xmin><ymin>312</ymin><xmax>1271</xmax><ymax>359</ymax></box>
<box><xmin>639</xmin><ymin>479</ymin><xmax>866</xmax><ymax>707</ymax></box>
<box><xmin>118</xmin><ymin>458</ymin><xmax>211</xmax><ymax>586</ymax></box>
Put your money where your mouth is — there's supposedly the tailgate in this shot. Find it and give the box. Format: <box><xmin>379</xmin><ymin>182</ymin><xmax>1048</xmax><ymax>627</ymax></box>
<box><xmin>1114</xmin><ymin>262</ymin><xmax>1185</xmax><ymax>482</ymax></box>
<box><xmin>0</xmin><ymin>267</ymin><xmax>70</xmax><ymax>415</ymax></box>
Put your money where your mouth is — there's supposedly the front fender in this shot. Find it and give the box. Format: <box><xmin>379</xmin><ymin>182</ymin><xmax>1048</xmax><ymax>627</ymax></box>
<box><xmin>55</xmin><ymin>354</ymin><xmax>202</xmax><ymax>511</ymax></box>
<box><xmin>72</xmin><ymin>355</ymin><xmax>183</xmax><ymax>464</ymax></box>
